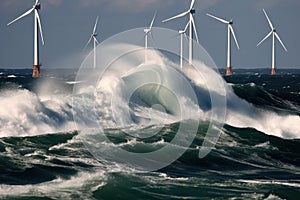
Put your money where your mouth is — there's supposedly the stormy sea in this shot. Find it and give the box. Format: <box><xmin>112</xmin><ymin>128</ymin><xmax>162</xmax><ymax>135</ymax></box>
<box><xmin>0</xmin><ymin>67</ymin><xmax>299</xmax><ymax>200</ymax></box>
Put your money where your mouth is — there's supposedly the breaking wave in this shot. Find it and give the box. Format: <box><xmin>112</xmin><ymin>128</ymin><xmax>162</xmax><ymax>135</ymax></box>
<box><xmin>0</xmin><ymin>47</ymin><xmax>299</xmax><ymax>139</ymax></box>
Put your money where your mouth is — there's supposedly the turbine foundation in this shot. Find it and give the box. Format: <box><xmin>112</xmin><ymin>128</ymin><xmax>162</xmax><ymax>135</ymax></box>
<box><xmin>271</xmin><ymin>68</ymin><xmax>276</xmax><ymax>75</ymax></box>
<box><xmin>226</xmin><ymin>66</ymin><xmax>232</xmax><ymax>76</ymax></box>
<box><xmin>32</xmin><ymin>64</ymin><xmax>41</xmax><ymax>78</ymax></box>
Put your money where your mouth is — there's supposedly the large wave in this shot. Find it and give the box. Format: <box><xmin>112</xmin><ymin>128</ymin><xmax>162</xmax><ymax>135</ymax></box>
<box><xmin>0</xmin><ymin>47</ymin><xmax>299</xmax><ymax>139</ymax></box>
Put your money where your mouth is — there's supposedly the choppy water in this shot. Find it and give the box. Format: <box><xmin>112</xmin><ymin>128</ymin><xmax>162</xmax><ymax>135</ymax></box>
<box><xmin>0</xmin><ymin>68</ymin><xmax>299</xmax><ymax>199</ymax></box>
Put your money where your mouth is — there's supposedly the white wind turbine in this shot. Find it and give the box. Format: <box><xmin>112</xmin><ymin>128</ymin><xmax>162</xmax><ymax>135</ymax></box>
<box><xmin>144</xmin><ymin>12</ymin><xmax>156</xmax><ymax>63</ymax></box>
<box><xmin>163</xmin><ymin>0</ymin><xmax>199</xmax><ymax>66</ymax></box>
<box><xmin>257</xmin><ymin>9</ymin><xmax>287</xmax><ymax>75</ymax></box>
<box><xmin>85</xmin><ymin>16</ymin><xmax>99</xmax><ymax>69</ymax></box>
<box><xmin>178</xmin><ymin>22</ymin><xmax>189</xmax><ymax>69</ymax></box>
<box><xmin>206</xmin><ymin>13</ymin><xmax>240</xmax><ymax>76</ymax></box>
<box><xmin>7</xmin><ymin>0</ymin><xmax>44</xmax><ymax>78</ymax></box>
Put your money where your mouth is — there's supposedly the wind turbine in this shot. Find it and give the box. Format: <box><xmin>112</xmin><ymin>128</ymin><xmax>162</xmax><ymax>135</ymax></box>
<box><xmin>163</xmin><ymin>0</ymin><xmax>199</xmax><ymax>66</ymax></box>
<box><xmin>85</xmin><ymin>16</ymin><xmax>99</xmax><ymax>69</ymax></box>
<box><xmin>144</xmin><ymin>11</ymin><xmax>156</xmax><ymax>62</ymax></box>
<box><xmin>257</xmin><ymin>9</ymin><xmax>287</xmax><ymax>75</ymax></box>
<box><xmin>206</xmin><ymin>13</ymin><xmax>240</xmax><ymax>76</ymax></box>
<box><xmin>178</xmin><ymin>21</ymin><xmax>189</xmax><ymax>69</ymax></box>
<box><xmin>7</xmin><ymin>0</ymin><xmax>44</xmax><ymax>78</ymax></box>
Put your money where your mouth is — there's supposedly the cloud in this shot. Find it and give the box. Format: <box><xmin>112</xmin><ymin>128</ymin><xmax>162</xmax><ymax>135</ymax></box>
<box><xmin>255</xmin><ymin>0</ymin><xmax>281</xmax><ymax>10</ymax></box>
<box><xmin>0</xmin><ymin>0</ymin><xmax>222</xmax><ymax>15</ymax></box>
<box><xmin>255</xmin><ymin>0</ymin><xmax>300</xmax><ymax>10</ymax></box>
<box><xmin>77</xmin><ymin>0</ymin><xmax>173</xmax><ymax>14</ymax></box>
<box><xmin>195</xmin><ymin>0</ymin><xmax>222</xmax><ymax>11</ymax></box>
<box><xmin>75</xmin><ymin>0</ymin><xmax>224</xmax><ymax>14</ymax></box>
<box><xmin>0</xmin><ymin>0</ymin><xmax>27</xmax><ymax>14</ymax></box>
<box><xmin>46</xmin><ymin>0</ymin><xmax>63</xmax><ymax>6</ymax></box>
<box><xmin>0</xmin><ymin>0</ymin><xmax>62</xmax><ymax>14</ymax></box>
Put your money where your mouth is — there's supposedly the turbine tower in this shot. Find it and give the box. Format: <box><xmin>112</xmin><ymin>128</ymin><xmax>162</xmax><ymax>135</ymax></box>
<box><xmin>163</xmin><ymin>0</ymin><xmax>199</xmax><ymax>66</ymax></box>
<box><xmin>257</xmin><ymin>9</ymin><xmax>287</xmax><ymax>75</ymax></box>
<box><xmin>7</xmin><ymin>0</ymin><xmax>44</xmax><ymax>78</ymax></box>
<box><xmin>207</xmin><ymin>13</ymin><xmax>240</xmax><ymax>76</ymax></box>
<box><xmin>178</xmin><ymin>21</ymin><xmax>189</xmax><ymax>69</ymax></box>
<box><xmin>144</xmin><ymin>11</ymin><xmax>156</xmax><ymax>63</ymax></box>
<box><xmin>85</xmin><ymin>16</ymin><xmax>99</xmax><ymax>69</ymax></box>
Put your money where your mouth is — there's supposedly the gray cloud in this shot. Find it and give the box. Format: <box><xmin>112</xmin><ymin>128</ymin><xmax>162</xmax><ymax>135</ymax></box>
<box><xmin>255</xmin><ymin>0</ymin><xmax>300</xmax><ymax>10</ymax></box>
<box><xmin>77</xmin><ymin>0</ymin><xmax>173</xmax><ymax>14</ymax></box>
<box><xmin>0</xmin><ymin>0</ymin><xmax>62</xmax><ymax>14</ymax></box>
<box><xmin>255</xmin><ymin>0</ymin><xmax>281</xmax><ymax>10</ymax></box>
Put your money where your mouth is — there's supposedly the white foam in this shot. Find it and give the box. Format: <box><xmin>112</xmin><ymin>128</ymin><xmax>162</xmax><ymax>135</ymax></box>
<box><xmin>238</xmin><ymin>179</ymin><xmax>300</xmax><ymax>188</ymax></box>
<box><xmin>0</xmin><ymin>170</ymin><xmax>107</xmax><ymax>199</ymax></box>
<box><xmin>0</xmin><ymin>89</ymin><xmax>75</xmax><ymax>138</ymax></box>
<box><xmin>226</xmin><ymin>102</ymin><xmax>300</xmax><ymax>139</ymax></box>
<box><xmin>264</xmin><ymin>194</ymin><xmax>286</xmax><ymax>200</ymax></box>
<box><xmin>66</xmin><ymin>81</ymin><xmax>83</xmax><ymax>85</ymax></box>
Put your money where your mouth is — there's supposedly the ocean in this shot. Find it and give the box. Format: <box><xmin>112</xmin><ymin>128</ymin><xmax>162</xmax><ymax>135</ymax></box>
<box><xmin>0</xmin><ymin>68</ymin><xmax>299</xmax><ymax>199</ymax></box>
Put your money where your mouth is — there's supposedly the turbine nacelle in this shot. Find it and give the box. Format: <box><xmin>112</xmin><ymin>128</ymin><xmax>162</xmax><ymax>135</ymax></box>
<box><xmin>179</xmin><ymin>30</ymin><xmax>185</xmax><ymax>34</ymax></box>
<box><xmin>144</xmin><ymin>28</ymin><xmax>150</xmax><ymax>33</ymax></box>
<box><xmin>179</xmin><ymin>21</ymin><xmax>189</xmax><ymax>35</ymax></box>
<box><xmin>190</xmin><ymin>9</ymin><xmax>196</xmax><ymax>14</ymax></box>
<box><xmin>34</xmin><ymin>3</ymin><xmax>41</xmax><ymax>10</ymax></box>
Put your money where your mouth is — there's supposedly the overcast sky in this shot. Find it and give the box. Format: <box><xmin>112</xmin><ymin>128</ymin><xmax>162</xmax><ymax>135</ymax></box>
<box><xmin>0</xmin><ymin>0</ymin><xmax>299</xmax><ymax>69</ymax></box>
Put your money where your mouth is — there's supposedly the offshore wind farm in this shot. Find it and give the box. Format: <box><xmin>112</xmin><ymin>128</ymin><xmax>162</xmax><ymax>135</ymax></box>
<box><xmin>206</xmin><ymin>13</ymin><xmax>240</xmax><ymax>76</ymax></box>
<box><xmin>7</xmin><ymin>0</ymin><xmax>44</xmax><ymax>77</ymax></box>
<box><xmin>144</xmin><ymin>11</ymin><xmax>156</xmax><ymax>63</ymax></box>
<box><xmin>84</xmin><ymin>16</ymin><xmax>100</xmax><ymax>69</ymax></box>
<box><xmin>163</xmin><ymin>0</ymin><xmax>199</xmax><ymax>66</ymax></box>
<box><xmin>0</xmin><ymin>0</ymin><xmax>299</xmax><ymax>199</ymax></box>
<box><xmin>257</xmin><ymin>9</ymin><xmax>288</xmax><ymax>75</ymax></box>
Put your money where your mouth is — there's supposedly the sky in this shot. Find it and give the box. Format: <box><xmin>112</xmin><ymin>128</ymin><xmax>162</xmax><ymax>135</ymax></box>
<box><xmin>0</xmin><ymin>0</ymin><xmax>299</xmax><ymax>69</ymax></box>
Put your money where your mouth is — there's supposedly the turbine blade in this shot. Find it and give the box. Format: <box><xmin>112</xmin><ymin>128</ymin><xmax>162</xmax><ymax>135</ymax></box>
<box><xmin>84</xmin><ymin>36</ymin><xmax>93</xmax><ymax>49</ymax></box>
<box><xmin>229</xmin><ymin>25</ymin><xmax>239</xmax><ymax>49</ymax></box>
<box><xmin>263</xmin><ymin>9</ymin><xmax>274</xmax><ymax>30</ymax></box>
<box><xmin>189</xmin><ymin>0</ymin><xmax>195</xmax><ymax>11</ymax></box>
<box><xmin>257</xmin><ymin>31</ymin><xmax>272</xmax><ymax>47</ymax></box>
<box><xmin>35</xmin><ymin>0</ymin><xmax>39</xmax><ymax>6</ymax></box>
<box><xmin>7</xmin><ymin>7</ymin><xmax>34</xmax><ymax>26</ymax></box>
<box><xmin>149</xmin><ymin>32</ymin><xmax>155</xmax><ymax>43</ymax></box>
<box><xmin>93</xmin><ymin>36</ymin><xmax>99</xmax><ymax>44</ymax></box>
<box><xmin>206</xmin><ymin>13</ymin><xmax>229</xmax><ymax>24</ymax></box>
<box><xmin>149</xmin><ymin>11</ymin><xmax>157</xmax><ymax>30</ymax></box>
<box><xmin>36</xmin><ymin>11</ymin><xmax>44</xmax><ymax>45</ymax></box>
<box><xmin>184</xmin><ymin>33</ymin><xmax>188</xmax><ymax>41</ymax></box>
<box><xmin>93</xmin><ymin>16</ymin><xmax>99</xmax><ymax>35</ymax></box>
<box><xmin>184</xmin><ymin>20</ymin><xmax>190</xmax><ymax>32</ymax></box>
<box><xmin>162</xmin><ymin>11</ymin><xmax>189</xmax><ymax>22</ymax></box>
<box><xmin>275</xmin><ymin>32</ymin><xmax>287</xmax><ymax>52</ymax></box>
<box><xmin>191</xmin><ymin>15</ymin><xmax>199</xmax><ymax>43</ymax></box>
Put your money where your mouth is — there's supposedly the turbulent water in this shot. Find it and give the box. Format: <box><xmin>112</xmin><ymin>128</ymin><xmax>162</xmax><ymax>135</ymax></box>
<box><xmin>0</xmin><ymin>68</ymin><xmax>299</xmax><ymax>199</ymax></box>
